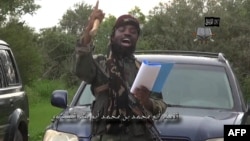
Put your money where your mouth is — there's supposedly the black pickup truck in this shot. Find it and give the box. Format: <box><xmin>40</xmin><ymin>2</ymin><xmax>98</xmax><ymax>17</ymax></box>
<box><xmin>0</xmin><ymin>40</ymin><xmax>29</xmax><ymax>141</ymax></box>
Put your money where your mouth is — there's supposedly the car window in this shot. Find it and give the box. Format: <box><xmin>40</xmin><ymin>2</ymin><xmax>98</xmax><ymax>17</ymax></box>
<box><xmin>0</xmin><ymin>50</ymin><xmax>19</xmax><ymax>86</ymax></box>
<box><xmin>163</xmin><ymin>64</ymin><xmax>234</xmax><ymax>109</ymax></box>
<box><xmin>0</xmin><ymin>60</ymin><xmax>6</xmax><ymax>88</ymax></box>
<box><xmin>77</xmin><ymin>84</ymin><xmax>95</xmax><ymax>106</ymax></box>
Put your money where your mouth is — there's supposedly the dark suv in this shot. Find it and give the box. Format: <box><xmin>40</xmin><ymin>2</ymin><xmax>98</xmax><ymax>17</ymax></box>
<box><xmin>43</xmin><ymin>50</ymin><xmax>250</xmax><ymax>141</ymax></box>
<box><xmin>0</xmin><ymin>40</ymin><xmax>29</xmax><ymax>141</ymax></box>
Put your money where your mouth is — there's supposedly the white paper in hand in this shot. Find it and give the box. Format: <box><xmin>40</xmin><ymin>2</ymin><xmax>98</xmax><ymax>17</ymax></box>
<box><xmin>130</xmin><ymin>60</ymin><xmax>174</xmax><ymax>93</ymax></box>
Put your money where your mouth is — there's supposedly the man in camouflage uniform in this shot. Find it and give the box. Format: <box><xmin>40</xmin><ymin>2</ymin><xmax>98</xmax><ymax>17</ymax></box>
<box><xmin>74</xmin><ymin>9</ymin><xmax>167</xmax><ymax>141</ymax></box>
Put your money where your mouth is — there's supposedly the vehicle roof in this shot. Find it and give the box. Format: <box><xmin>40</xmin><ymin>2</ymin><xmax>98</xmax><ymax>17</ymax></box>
<box><xmin>0</xmin><ymin>40</ymin><xmax>8</xmax><ymax>45</ymax></box>
<box><xmin>135</xmin><ymin>50</ymin><xmax>227</xmax><ymax>66</ymax></box>
<box><xmin>0</xmin><ymin>40</ymin><xmax>10</xmax><ymax>49</ymax></box>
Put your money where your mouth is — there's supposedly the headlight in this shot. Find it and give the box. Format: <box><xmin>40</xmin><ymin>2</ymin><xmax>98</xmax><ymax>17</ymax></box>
<box><xmin>43</xmin><ymin>129</ymin><xmax>78</xmax><ymax>141</ymax></box>
<box><xmin>206</xmin><ymin>138</ymin><xmax>224</xmax><ymax>141</ymax></box>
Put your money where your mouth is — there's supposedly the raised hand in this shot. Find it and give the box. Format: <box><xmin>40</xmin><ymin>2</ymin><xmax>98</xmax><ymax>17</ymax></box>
<box><xmin>81</xmin><ymin>0</ymin><xmax>105</xmax><ymax>46</ymax></box>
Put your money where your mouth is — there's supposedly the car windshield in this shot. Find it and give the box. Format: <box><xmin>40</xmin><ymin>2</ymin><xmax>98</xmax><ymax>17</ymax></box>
<box><xmin>77</xmin><ymin>85</ymin><xmax>95</xmax><ymax>106</ymax></box>
<box><xmin>76</xmin><ymin>63</ymin><xmax>234</xmax><ymax>109</ymax></box>
<box><xmin>163</xmin><ymin>64</ymin><xmax>234</xmax><ymax>109</ymax></box>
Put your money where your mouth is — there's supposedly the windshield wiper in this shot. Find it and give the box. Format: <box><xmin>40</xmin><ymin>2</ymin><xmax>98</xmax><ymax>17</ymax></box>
<box><xmin>167</xmin><ymin>104</ymin><xmax>185</xmax><ymax>107</ymax></box>
<box><xmin>80</xmin><ymin>104</ymin><xmax>92</xmax><ymax>106</ymax></box>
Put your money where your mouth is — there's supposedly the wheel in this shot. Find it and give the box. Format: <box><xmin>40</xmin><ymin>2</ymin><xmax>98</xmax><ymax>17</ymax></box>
<box><xmin>13</xmin><ymin>129</ymin><xmax>23</xmax><ymax>141</ymax></box>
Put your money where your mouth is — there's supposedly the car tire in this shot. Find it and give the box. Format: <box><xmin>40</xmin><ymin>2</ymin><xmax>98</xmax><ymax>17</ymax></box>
<box><xmin>13</xmin><ymin>129</ymin><xmax>23</xmax><ymax>141</ymax></box>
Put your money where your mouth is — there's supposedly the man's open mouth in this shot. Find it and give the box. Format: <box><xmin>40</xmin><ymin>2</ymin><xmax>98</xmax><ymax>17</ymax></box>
<box><xmin>121</xmin><ymin>38</ymin><xmax>132</xmax><ymax>47</ymax></box>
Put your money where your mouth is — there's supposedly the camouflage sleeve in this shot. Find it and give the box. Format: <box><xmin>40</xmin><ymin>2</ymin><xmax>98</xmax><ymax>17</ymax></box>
<box><xmin>149</xmin><ymin>92</ymin><xmax>167</xmax><ymax>116</ymax></box>
<box><xmin>74</xmin><ymin>43</ymin><xmax>97</xmax><ymax>84</ymax></box>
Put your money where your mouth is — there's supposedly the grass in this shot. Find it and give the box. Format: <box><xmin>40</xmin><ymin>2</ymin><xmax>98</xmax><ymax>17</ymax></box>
<box><xmin>25</xmin><ymin>79</ymin><xmax>78</xmax><ymax>141</ymax></box>
<box><xmin>29</xmin><ymin>101</ymin><xmax>62</xmax><ymax>141</ymax></box>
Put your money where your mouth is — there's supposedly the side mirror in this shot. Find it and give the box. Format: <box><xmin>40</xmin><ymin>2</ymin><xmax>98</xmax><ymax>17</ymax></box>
<box><xmin>51</xmin><ymin>90</ymin><xmax>68</xmax><ymax>109</ymax></box>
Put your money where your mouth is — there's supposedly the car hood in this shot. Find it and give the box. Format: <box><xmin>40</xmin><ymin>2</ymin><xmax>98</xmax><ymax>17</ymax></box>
<box><xmin>54</xmin><ymin>106</ymin><xmax>242</xmax><ymax>140</ymax></box>
<box><xmin>156</xmin><ymin>107</ymin><xmax>242</xmax><ymax>140</ymax></box>
<box><xmin>54</xmin><ymin>106</ymin><xmax>92</xmax><ymax>138</ymax></box>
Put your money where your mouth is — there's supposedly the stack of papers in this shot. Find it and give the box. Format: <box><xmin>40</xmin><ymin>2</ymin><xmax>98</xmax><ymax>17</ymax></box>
<box><xmin>130</xmin><ymin>60</ymin><xmax>174</xmax><ymax>93</ymax></box>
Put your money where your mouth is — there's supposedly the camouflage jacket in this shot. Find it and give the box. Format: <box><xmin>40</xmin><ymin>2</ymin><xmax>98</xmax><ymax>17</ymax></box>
<box><xmin>74</xmin><ymin>46</ymin><xmax>167</xmax><ymax>135</ymax></box>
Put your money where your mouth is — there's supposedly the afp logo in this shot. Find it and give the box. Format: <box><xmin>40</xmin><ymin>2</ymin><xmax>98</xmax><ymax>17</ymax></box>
<box><xmin>224</xmin><ymin>125</ymin><xmax>250</xmax><ymax>140</ymax></box>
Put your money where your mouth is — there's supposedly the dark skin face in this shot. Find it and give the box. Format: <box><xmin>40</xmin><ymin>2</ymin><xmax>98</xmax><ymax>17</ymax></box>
<box><xmin>111</xmin><ymin>24</ymin><xmax>139</xmax><ymax>57</ymax></box>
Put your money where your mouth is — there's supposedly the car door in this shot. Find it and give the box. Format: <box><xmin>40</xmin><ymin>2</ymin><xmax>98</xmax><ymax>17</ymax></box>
<box><xmin>0</xmin><ymin>51</ymin><xmax>12</xmax><ymax>141</ymax></box>
<box><xmin>0</xmin><ymin>49</ymin><xmax>25</xmax><ymax>141</ymax></box>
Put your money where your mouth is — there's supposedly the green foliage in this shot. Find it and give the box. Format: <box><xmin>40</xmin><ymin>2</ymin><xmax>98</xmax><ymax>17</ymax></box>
<box><xmin>242</xmin><ymin>76</ymin><xmax>250</xmax><ymax>102</ymax></box>
<box><xmin>37</xmin><ymin>2</ymin><xmax>93</xmax><ymax>83</ymax></box>
<box><xmin>129</xmin><ymin>6</ymin><xmax>146</xmax><ymax>25</ymax></box>
<box><xmin>136</xmin><ymin>37</ymin><xmax>151</xmax><ymax>50</ymax></box>
<box><xmin>38</xmin><ymin>27</ymin><xmax>77</xmax><ymax>82</ymax></box>
<box><xmin>0</xmin><ymin>0</ymin><xmax>40</xmax><ymax>24</ymax></box>
<box><xmin>94</xmin><ymin>15</ymin><xmax>116</xmax><ymax>54</ymax></box>
<box><xmin>59</xmin><ymin>2</ymin><xmax>93</xmax><ymax>35</ymax></box>
<box><xmin>143</xmin><ymin>1</ymin><xmax>203</xmax><ymax>50</ymax></box>
<box><xmin>0</xmin><ymin>19</ymin><xmax>43</xmax><ymax>85</ymax></box>
<box><xmin>26</xmin><ymin>79</ymin><xmax>78</xmax><ymax>105</ymax></box>
<box><xmin>25</xmin><ymin>85</ymin><xmax>42</xmax><ymax>105</ymax></box>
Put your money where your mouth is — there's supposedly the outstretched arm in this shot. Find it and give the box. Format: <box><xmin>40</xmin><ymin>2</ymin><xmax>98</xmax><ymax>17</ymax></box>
<box><xmin>74</xmin><ymin>2</ymin><xmax>105</xmax><ymax>83</ymax></box>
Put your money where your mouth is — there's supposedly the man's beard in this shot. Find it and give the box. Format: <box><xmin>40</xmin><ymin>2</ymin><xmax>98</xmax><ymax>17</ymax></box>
<box><xmin>111</xmin><ymin>42</ymin><xmax>136</xmax><ymax>57</ymax></box>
